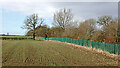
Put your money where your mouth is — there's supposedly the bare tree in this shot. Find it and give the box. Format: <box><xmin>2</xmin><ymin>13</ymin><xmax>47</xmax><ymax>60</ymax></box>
<box><xmin>97</xmin><ymin>16</ymin><xmax>118</xmax><ymax>43</ymax></box>
<box><xmin>97</xmin><ymin>16</ymin><xmax>112</xmax><ymax>26</ymax></box>
<box><xmin>97</xmin><ymin>16</ymin><xmax>112</xmax><ymax>36</ymax></box>
<box><xmin>53</xmin><ymin>8</ymin><xmax>73</xmax><ymax>30</ymax></box>
<box><xmin>63</xmin><ymin>20</ymin><xmax>79</xmax><ymax>38</ymax></box>
<box><xmin>22</xmin><ymin>13</ymin><xmax>44</xmax><ymax>40</ymax></box>
<box><xmin>104</xmin><ymin>21</ymin><xmax>118</xmax><ymax>43</ymax></box>
<box><xmin>78</xmin><ymin>19</ymin><xmax>96</xmax><ymax>40</ymax></box>
<box><xmin>91</xmin><ymin>30</ymin><xmax>104</xmax><ymax>42</ymax></box>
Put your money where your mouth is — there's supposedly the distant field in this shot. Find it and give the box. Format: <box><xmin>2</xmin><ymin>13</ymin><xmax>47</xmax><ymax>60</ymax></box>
<box><xmin>0</xmin><ymin>36</ymin><xmax>32</xmax><ymax>38</ymax></box>
<box><xmin>2</xmin><ymin>40</ymin><xmax>118</xmax><ymax>66</ymax></box>
<box><xmin>0</xmin><ymin>36</ymin><xmax>33</xmax><ymax>40</ymax></box>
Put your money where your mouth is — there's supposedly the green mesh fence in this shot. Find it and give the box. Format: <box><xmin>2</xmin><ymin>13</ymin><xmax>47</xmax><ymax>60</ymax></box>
<box><xmin>34</xmin><ymin>37</ymin><xmax>119</xmax><ymax>54</ymax></box>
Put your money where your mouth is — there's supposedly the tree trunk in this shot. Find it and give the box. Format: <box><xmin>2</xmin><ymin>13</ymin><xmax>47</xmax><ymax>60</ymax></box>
<box><xmin>33</xmin><ymin>32</ymin><xmax>35</xmax><ymax>40</ymax></box>
<box><xmin>33</xmin><ymin>24</ymin><xmax>35</xmax><ymax>40</ymax></box>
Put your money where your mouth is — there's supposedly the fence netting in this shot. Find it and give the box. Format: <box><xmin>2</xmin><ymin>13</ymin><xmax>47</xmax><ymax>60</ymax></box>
<box><xmin>35</xmin><ymin>37</ymin><xmax>119</xmax><ymax>54</ymax></box>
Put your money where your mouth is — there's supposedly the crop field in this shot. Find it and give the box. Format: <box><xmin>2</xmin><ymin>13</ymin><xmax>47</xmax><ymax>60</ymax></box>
<box><xmin>0</xmin><ymin>36</ymin><xmax>32</xmax><ymax>38</ymax></box>
<box><xmin>2</xmin><ymin>40</ymin><xmax>118</xmax><ymax>66</ymax></box>
<box><xmin>0</xmin><ymin>36</ymin><xmax>33</xmax><ymax>40</ymax></box>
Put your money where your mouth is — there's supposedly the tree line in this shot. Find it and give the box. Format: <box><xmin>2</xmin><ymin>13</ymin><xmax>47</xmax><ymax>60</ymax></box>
<box><xmin>22</xmin><ymin>8</ymin><xmax>118</xmax><ymax>44</ymax></box>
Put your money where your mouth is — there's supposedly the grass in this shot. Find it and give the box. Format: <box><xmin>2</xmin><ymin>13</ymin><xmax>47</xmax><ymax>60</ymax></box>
<box><xmin>2</xmin><ymin>40</ymin><xmax>118</xmax><ymax>66</ymax></box>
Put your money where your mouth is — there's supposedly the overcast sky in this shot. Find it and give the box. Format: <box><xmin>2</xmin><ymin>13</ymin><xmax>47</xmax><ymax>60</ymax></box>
<box><xmin>0</xmin><ymin>0</ymin><xmax>118</xmax><ymax>35</ymax></box>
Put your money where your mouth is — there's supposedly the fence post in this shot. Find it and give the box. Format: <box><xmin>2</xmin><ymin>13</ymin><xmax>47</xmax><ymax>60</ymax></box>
<box><xmin>98</xmin><ymin>42</ymin><xmax>99</xmax><ymax>49</ymax></box>
<box><xmin>86</xmin><ymin>40</ymin><xmax>88</xmax><ymax>47</ymax></box>
<box><xmin>78</xmin><ymin>39</ymin><xmax>80</xmax><ymax>45</ymax></box>
<box><xmin>62</xmin><ymin>38</ymin><xmax>63</xmax><ymax>42</ymax></box>
<box><xmin>114</xmin><ymin>44</ymin><xmax>116</xmax><ymax>54</ymax></box>
<box><xmin>104</xmin><ymin>43</ymin><xmax>106</xmax><ymax>51</ymax></box>
<box><xmin>92</xmin><ymin>41</ymin><xmax>94</xmax><ymax>48</ymax></box>
<box><xmin>65</xmin><ymin>38</ymin><xmax>66</xmax><ymax>42</ymax></box>
<box><xmin>71</xmin><ymin>39</ymin><xmax>73</xmax><ymax>43</ymax></box>
<box><xmin>82</xmin><ymin>40</ymin><xmax>83</xmax><ymax>46</ymax></box>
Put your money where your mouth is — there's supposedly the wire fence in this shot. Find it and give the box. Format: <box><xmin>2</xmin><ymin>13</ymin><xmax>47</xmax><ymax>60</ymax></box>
<box><xmin>35</xmin><ymin>37</ymin><xmax>119</xmax><ymax>54</ymax></box>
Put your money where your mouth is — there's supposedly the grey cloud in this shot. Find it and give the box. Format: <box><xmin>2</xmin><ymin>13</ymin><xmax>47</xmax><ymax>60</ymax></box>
<box><xmin>48</xmin><ymin>2</ymin><xmax>118</xmax><ymax>21</ymax></box>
